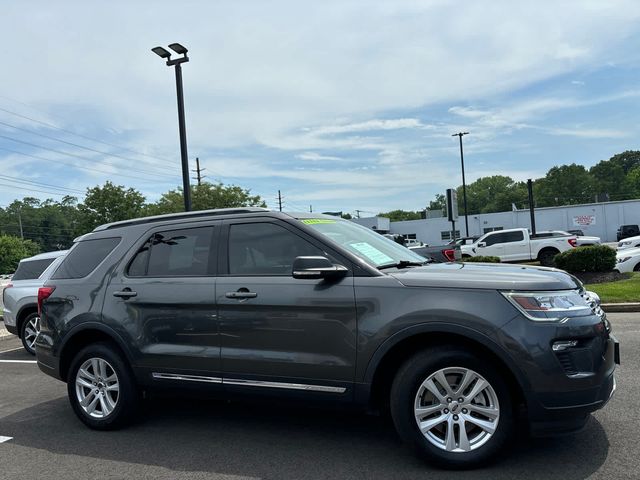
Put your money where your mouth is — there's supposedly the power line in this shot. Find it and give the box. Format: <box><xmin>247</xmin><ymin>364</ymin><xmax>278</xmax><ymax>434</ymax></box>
<box><xmin>0</xmin><ymin>103</ymin><xmax>176</xmax><ymax>165</ymax></box>
<box><xmin>0</xmin><ymin>146</ymin><xmax>175</xmax><ymax>184</ymax></box>
<box><xmin>0</xmin><ymin>174</ymin><xmax>85</xmax><ymax>195</ymax></box>
<box><xmin>0</xmin><ymin>183</ymin><xmax>77</xmax><ymax>197</ymax></box>
<box><xmin>0</xmin><ymin>134</ymin><xmax>177</xmax><ymax>180</ymax></box>
<box><xmin>0</xmin><ymin>121</ymin><xmax>178</xmax><ymax>176</ymax></box>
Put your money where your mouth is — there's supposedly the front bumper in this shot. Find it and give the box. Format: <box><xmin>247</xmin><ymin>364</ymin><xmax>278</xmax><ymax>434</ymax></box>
<box><xmin>501</xmin><ymin>313</ymin><xmax>619</xmax><ymax>436</ymax></box>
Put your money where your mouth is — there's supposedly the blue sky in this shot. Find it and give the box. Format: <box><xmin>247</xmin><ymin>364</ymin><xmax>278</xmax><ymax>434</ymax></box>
<box><xmin>1</xmin><ymin>0</ymin><xmax>640</xmax><ymax>215</ymax></box>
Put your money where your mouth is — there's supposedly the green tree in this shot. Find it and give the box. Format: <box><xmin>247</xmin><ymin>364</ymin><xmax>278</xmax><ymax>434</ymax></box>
<box><xmin>78</xmin><ymin>181</ymin><xmax>146</xmax><ymax>231</ymax></box>
<box><xmin>627</xmin><ymin>166</ymin><xmax>640</xmax><ymax>198</ymax></box>
<box><xmin>146</xmin><ymin>182</ymin><xmax>266</xmax><ymax>216</ymax></box>
<box><xmin>534</xmin><ymin>164</ymin><xmax>595</xmax><ymax>207</ymax></box>
<box><xmin>428</xmin><ymin>194</ymin><xmax>446</xmax><ymax>212</ymax></box>
<box><xmin>590</xmin><ymin>150</ymin><xmax>640</xmax><ymax>201</ymax></box>
<box><xmin>377</xmin><ymin>210</ymin><xmax>423</xmax><ymax>221</ymax></box>
<box><xmin>455</xmin><ymin>176</ymin><xmax>527</xmax><ymax>214</ymax></box>
<box><xmin>0</xmin><ymin>196</ymin><xmax>81</xmax><ymax>252</ymax></box>
<box><xmin>0</xmin><ymin>235</ymin><xmax>40</xmax><ymax>273</ymax></box>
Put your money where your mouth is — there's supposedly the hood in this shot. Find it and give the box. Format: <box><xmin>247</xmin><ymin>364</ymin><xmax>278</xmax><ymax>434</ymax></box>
<box><xmin>388</xmin><ymin>262</ymin><xmax>579</xmax><ymax>291</ymax></box>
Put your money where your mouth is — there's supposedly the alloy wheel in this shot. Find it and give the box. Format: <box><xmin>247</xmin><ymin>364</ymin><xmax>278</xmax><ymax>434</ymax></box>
<box><xmin>414</xmin><ymin>367</ymin><xmax>500</xmax><ymax>453</ymax></box>
<box><xmin>75</xmin><ymin>358</ymin><xmax>120</xmax><ymax>418</ymax></box>
<box><xmin>23</xmin><ymin>315</ymin><xmax>40</xmax><ymax>351</ymax></box>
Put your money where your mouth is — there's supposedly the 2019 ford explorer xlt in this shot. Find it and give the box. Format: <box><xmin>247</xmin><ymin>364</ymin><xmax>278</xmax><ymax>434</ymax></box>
<box><xmin>35</xmin><ymin>208</ymin><xmax>618</xmax><ymax>469</ymax></box>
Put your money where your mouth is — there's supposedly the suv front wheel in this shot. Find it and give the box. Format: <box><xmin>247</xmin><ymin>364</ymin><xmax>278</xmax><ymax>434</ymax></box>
<box><xmin>67</xmin><ymin>342</ymin><xmax>138</xmax><ymax>430</ymax></box>
<box><xmin>390</xmin><ymin>347</ymin><xmax>514</xmax><ymax>469</ymax></box>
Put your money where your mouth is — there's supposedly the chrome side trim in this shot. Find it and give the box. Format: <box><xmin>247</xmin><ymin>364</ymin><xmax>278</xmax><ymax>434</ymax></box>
<box><xmin>151</xmin><ymin>372</ymin><xmax>346</xmax><ymax>393</ymax></box>
<box><xmin>151</xmin><ymin>372</ymin><xmax>222</xmax><ymax>384</ymax></box>
<box><xmin>223</xmin><ymin>378</ymin><xmax>346</xmax><ymax>393</ymax></box>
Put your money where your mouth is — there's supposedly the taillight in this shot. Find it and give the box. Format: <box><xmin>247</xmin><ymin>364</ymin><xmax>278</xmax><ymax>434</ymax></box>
<box><xmin>568</xmin><ymin>238</ymin><xmax>577</xmax><ymax>247</ymax></box>
<box><xmin>442</xmin><ymin>249</ymin><xmax>456</xmax><ymax>262</ymax></box>
<box><xmin>37</xmin><ymin>286</ymin><xmax>56</xmax><ymax>315</ymax></box>
<box><xmin>2</xmin><ymin>283</ymin><xmax>12</xmax><ymax>303</ymax></box>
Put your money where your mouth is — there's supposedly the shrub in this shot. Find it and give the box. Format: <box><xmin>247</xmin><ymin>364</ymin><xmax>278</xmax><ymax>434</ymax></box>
<box><xmin>463</xmin><ymin>256</ymin><xmax>501</xmax><ymax>263</ymax></box>
<box><xmin>553</xmin><ymin>245</ymin><xmax>616</xmax><ymax>273</ymax></box>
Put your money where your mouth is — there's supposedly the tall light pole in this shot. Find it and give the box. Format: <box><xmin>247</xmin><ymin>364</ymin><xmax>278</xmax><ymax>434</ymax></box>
<box><xmin>152</xmin><ymin>43</ymin><xmax>192</xmax><ymax>211</ymax></box>
<box><xmin>452</xmin><ymin>131</ymin><xmax>469</xmax><ymax>237</ymax></box>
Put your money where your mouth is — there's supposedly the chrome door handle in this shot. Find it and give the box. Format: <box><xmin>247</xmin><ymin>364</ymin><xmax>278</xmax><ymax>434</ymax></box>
<box><xmin>113</xmin><ymin>288</ymin><xmax>137</xmax><ymax>299</ymax></box>
<box><xmin>225</xmin><ymin>291</ymin><xmax>257</xmax><ymax>299</ymax></box>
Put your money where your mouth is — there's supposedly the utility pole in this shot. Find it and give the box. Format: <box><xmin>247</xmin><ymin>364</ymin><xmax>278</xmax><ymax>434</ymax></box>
<box><xmin>192</xmin><ymin>157</ymin><xmax>206</xmax><ymax>186</ymax></box>
<box><xmin>527</xmin><ymin>179</ymin><xmax>536</xmax><ymax>235</ymax></box>
<box><xmin>278</xmin><ymin>190</ymin><xmax>283</xmax><ymax>212</ymax></box>
<box><xmin>452</xmin><ymin>132</ymin><xmax>470</xmax><ymax>237</ymax></box>
<box><xmin>18</xmin><ymin>211</ymin><xmax>23</xmax><ymax>239</ymax></box>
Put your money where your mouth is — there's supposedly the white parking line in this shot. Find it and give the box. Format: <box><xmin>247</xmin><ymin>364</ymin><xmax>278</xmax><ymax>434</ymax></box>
<box><xmin>0</xmin><ymin>436</ymin><xmax>12</xmax><ymax>443</ymax></box>
<box><xmin>0</xmin><ymin>360</ymin><xmax>37</xmax><ymax>364</ymax></box>
<box><xmin>0</xmin><ymin>347</ymin><xmax>24</xmax><ymax>354</ymax></box>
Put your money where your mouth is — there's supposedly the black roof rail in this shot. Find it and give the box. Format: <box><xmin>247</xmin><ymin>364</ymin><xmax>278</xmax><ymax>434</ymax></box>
<box><xmin>92</xmin><ymin>207</ymin><xmax>271</xmax><ymax>232</ymax></box>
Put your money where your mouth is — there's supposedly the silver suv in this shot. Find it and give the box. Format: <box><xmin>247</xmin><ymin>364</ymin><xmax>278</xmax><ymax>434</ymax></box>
<box><xmin>2</xmin><ymin>250</ymin><xmax>67</xmax><ymax>354</ymax></box>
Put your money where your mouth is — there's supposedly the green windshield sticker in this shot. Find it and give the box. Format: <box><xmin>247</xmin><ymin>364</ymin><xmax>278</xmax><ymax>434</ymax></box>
<box><xmin>301</xmin><ymin>219</ymin><xmax>336</xmax><ymax>225</ymax></box>
<box><xmin>349</xmin><ymin>242</ymin><xmax>394</xmax><ymax>265</ymax></box>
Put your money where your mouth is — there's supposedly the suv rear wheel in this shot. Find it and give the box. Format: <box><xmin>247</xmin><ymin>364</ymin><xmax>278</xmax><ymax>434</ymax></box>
<box><xmin>67</xmin><ymin>342</ymin><xmax>138</xmax><ymax>430</ymax></box>
<box><xmin>390</xmin><ymin>347</ymin><xmax>514</xmax><ymax>469</ymax></box>
<box><xmin>20</xmin><ymin>312</ymin><xmax>40</xmax><ymax>355</ymax></box>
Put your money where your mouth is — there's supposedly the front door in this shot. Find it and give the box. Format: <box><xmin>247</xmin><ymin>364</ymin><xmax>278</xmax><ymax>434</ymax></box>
<box><xmin>103</xmin><ymin>222</ymin><xmax>221</xmax><ymax>380</ymax></box>
<box><xmin>217</xmin><ymin>219</ymin><xmax>357</xmax><ymax>394</ymax></box>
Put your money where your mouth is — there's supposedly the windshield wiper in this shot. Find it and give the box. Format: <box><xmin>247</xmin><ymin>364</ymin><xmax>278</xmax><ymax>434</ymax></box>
<box><xmin>378</xmin><ymin>260</ymin><xmax>428</xmax><ymax>270</ymax></box>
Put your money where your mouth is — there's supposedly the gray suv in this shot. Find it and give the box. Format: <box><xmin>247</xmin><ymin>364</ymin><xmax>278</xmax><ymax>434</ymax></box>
<box><xmin>3</xmin><ymin>250</ymin><xmax>67</xmax><ymax>354</ymax></box>
<box><xmin>35</xmin><ymin>208</ymin><xmax>618</xmax><ymax>469</ymax></box>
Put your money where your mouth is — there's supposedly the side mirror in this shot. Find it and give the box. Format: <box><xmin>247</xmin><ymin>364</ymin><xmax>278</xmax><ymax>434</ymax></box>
<box><xmin>478</xmin><ymin>242</ymin><xmax>486</xmax><ymax>248</ymax></box>
<box><xmin>292</xmin><ymin>256</ymin><xmax>348</xmax><ymax>280</ymax></box>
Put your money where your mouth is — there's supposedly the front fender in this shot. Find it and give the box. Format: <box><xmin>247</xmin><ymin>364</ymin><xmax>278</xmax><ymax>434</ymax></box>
<box><xmin>362</xmin><ymin>321</ymin><xmax>532</xmax><ymax>396</ymax></box>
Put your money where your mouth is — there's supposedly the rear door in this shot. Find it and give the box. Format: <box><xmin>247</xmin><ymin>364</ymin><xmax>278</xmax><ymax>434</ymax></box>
<box><xmin>502</xmin><ymin>230</ymin><xmax>527</xmax><ymax>261</ymax></box>
<box><xmin>217</xmin><ymin>218</ymin><xmax>357</xmax><ymax>394</ymax></box>
<box><xmin>103</xmin><ymin>221</ymin><xmax>222</xmax><ymax>381</ymax></box>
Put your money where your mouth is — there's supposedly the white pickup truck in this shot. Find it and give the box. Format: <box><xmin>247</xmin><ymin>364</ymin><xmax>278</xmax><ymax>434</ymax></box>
<box><xmin>461</xmin><ymin>228</ymin><xmax>577</xmax><ymax>266</ymax></box>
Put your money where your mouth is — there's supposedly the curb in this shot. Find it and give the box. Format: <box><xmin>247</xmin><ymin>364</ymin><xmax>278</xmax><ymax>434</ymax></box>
<box><xmin>602</xmin><ymin>303</ymin><xmax>640</xmax><ymax>313</ymax></box>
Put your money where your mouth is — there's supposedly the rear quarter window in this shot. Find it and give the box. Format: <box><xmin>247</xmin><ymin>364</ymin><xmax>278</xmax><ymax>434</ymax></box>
<box><xmin>52</xmin><ymin>237</ymin><xmax>120</xmax><ymax>280</ymax></box>
<box><xmin>11</xmin><ymin>258</ymin><xmax>56</xmax><ymax>280</ymax></box>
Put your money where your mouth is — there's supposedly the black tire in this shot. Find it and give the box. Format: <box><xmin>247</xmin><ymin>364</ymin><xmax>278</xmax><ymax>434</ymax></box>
<box><xmin>67</xmin><ymin>342</ymin><xmax>139</xmax><ymax>430</ymax></box>
<box><xmin>634</xmin><ymin>262</ymin><xmax>640</xmax><ymax>272</ymax></box>
<box><xmin>19</xmin><ymin>312</ymin><xmax>39</xmax><ymax>356</ymax></box>
<box><xmin>538</xmin><ymin>249</ymin><xmax>558</xmax><ymax>267</ymax></box>
<box><xmin>390</xmin><ymin>347</ymin><xmax>514</xmax><ymax>469</ymax></box>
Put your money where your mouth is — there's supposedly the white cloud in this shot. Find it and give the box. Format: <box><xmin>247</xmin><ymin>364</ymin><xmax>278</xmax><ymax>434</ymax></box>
<box><xmin>296</xmin><ymin>152</ymin><xmax>343</xmax><ymax>161</ymax></box>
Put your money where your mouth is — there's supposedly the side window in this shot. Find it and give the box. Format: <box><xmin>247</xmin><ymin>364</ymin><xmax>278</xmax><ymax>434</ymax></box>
<box><xmin>128</xmin><ymin>226</ymin><xmax>215</xmax><ymax>277</ymax></box>
<box><xmin>483</xmin><ymin>233</ymin><xmax>504</xmax><ymax>246</ymax></box>
<box><xmin>52</xmin><ymin>238</ymin><xmax>120</xmax><ymax>279</ymax></box>
<box><xmin>506</xmin><ymin>231</ymin><xmax>524</xmax><ymax>242</ymax></box>
<box><xmin>228</xmin><ymin>222</ymin><xmax>324</xmax><ymax>275</ymax></box>
<box><xmin>11</xmin><ymin>258</ymin><xmax>56</xmax><ymax>280</ymax></box>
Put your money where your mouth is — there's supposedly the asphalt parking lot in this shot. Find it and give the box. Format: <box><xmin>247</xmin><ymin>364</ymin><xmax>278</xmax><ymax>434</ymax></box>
<box><xmin>0</xmin><ymin>313</ymin><xmax>637</xmax><ymax>480</ymax></box>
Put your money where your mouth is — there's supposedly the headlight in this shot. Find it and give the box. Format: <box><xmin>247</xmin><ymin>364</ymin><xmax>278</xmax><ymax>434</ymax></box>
<box><xmin>617</xmin><ymin>256</ymin><xmax>631</xmax><ymax>263</ymax></box>
<box><xmin>502</xmin><ymin>290</ymin><xmax>593</xmax><ymax>321</ymax></box>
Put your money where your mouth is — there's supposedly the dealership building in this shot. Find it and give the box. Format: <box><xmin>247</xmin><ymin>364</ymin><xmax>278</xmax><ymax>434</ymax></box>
<box><xmin>353</xmin><ymin>199</ymin><xmax>640</xmax><ymax>245</ymax></box>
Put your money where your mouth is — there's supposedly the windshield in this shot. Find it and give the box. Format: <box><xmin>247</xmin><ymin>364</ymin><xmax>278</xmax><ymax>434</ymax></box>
<box><xmin>299</xmin><ymin>218</ymin><xmax>426</xmax><ymax>268</ymax></box>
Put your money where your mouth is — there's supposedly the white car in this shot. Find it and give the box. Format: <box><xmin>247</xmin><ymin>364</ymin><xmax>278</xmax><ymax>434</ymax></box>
<box><xmin>617</xmin><ymin>235</ymin><xmax>640</xmax><ymax>251</ymax></box>
<box><xmin>615</xmin><ymin>247</ymin><xmax>640</xmax><ymax>273</ymax></box>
